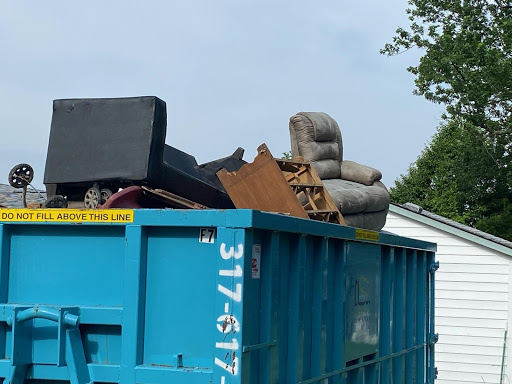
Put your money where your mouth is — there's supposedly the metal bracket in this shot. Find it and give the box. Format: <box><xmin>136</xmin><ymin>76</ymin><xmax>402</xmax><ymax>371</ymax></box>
<box><xmin>6</xmin><ymin>364</ymin><xmax>28</xmax><ymax>384</ymax></box>
<box><xmin>10</xmin><ymin>307</ymin><xmax>33</xmax><ymax>366</ymax></box>
<box><xmin>429</xmin><ymin>261</ymin><xmax>439</xmax><ymax>273</ymax></box>
<box><xmin>7</xmin><ymin>306</ymin><xmax>92</xmax><ymax>384</ymax></box>
<box><xmin>57</xmin><ymin>307</ymin><xmax>80</xmax><ymax>367</ymax></box>
<box><xmin>429</xmin><ymin>333</ymin><xmax>439</xmax><ymax>346</ymax></box>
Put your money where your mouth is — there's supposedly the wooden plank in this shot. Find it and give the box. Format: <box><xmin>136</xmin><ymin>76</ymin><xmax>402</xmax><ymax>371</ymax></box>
<box><xmin>436</xmin><ymin>381</ymin><xmax>498</xmax><ymax>384</ymax></box>
<box><xmin>274</xmin><ymin>159</ymin><xmax>306</xmax><ymax>173</ymax></box>
<box><xmin>435</xmin><ymin>255</ymin><xmax>509</xmax><ymax>265</ymax></box>
<box><xmin>384</xmin><ymin>226</ymin><xmax>452</xmax><ymax>239</ymax></box>
<box><xmin>280</xmin><ymin>156</ymin><xmax>345</xmax><ymax>225</ymax></box>
<box><xmin>436</xmin><ymin>381</ymin><xmax>499</xmax><ymax>384</ymax></box>
<box><xmin>437</xmin><ymin>361</ymin><xmax>503</xmax><ymax>375</ymax></box>
<box><xmin>436</xmin><ymin>351</ymin><xmax>504</xmax><ymax>365</ymax></box>
<box><xmin>141</xmin><ymin>186</ymin><xmax>208</xmax><ymax>209</ymax></box>
<box><xmin>435</xmin><ymin>263</ymin><xmax>509</xmax><ymax>274</ymax></box>
<box><xmin>437</xmin><ymin>369</ymin><xmax>501</xmax><ymax>383</ymax></box>
<box><xmin>436</xmin><ymin>272</ymin><xmax>509</xmax><ymax>283</ymax></box>
<box><xmin>436</xmin><ymin>299</ymin><xmax>508</xmax><ymax>311</ymax></box>
<box><xmin>306</xmin><ymin>210</ymin><xmax>339</xmax><ymax>214</ymax></box>
<box><xmin>438</xmin><ymin>334</ymin><xmax>505</xmax><ymax>348</ymax></box>
<box><xmin>217</xmin><ymin>143</ymin><xmax>345</xmax><ymax>225</ymax></box>
<box><xmin>436</xmin><ymin>246</ymin><xmax>500</xmax><ymax>256</ymax></box>
<box><xmin>288</xmin><ymin>183</ymin><xmax>324</xmax><ymax>188</ymax></box>
<box><xmin>436</xmin><ymin>343</ymin><xmax>504</xmax><ymax>356</ymax></box>
<box><xmin>436</xmin><ymin>307</ymin><xmax>508</xmax><ymax>320</ymax></box>
<box><xmin>437</xmin><ymin>281</ymin><xmax>509</xmax><ymax>293</ymax></box>
<box><xmin>217</xmin><ymin>144</ymin><xmax>309</xmax><ymax>219</ymax></box>
<box><xmin>436</xmin><ymin>316</ymin><xmax>507</xmax><ymax>329</ymax></box>
<box><xmin>436</xmin><ymin>289</ymin><xmax>508</xmax><ymax>301</ymax></box>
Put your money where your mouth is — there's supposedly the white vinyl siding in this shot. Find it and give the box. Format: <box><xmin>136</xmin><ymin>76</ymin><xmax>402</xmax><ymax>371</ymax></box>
<box><xmin>384</xmin><ymin>212</ymin><xmax>510</xmax><ymax>384</ymax></box>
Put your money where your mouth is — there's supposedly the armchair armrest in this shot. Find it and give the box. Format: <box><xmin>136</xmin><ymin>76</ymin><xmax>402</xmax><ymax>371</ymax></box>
<box><xmin>340</xmin><ymin>160</ymin><xmax>382</xmax><ymax>186</ymax></box>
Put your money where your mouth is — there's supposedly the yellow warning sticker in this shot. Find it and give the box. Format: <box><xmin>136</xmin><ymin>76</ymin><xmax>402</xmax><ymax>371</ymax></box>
<box><xmin>355</xmin><ymin>229</ymin><xmax>380</xmax><ymax>242</ymax></box>
<box><xmin>0</xmin><ymin>209</ymin><xmax>134</xmax><ymax>223</ymax></box>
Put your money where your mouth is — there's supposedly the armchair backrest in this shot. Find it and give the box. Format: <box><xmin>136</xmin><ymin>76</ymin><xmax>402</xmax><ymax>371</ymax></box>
<box><xmin>289</xmin><ymin>112</ymin><xmax>343</xmax><ymax>179</ymax></box>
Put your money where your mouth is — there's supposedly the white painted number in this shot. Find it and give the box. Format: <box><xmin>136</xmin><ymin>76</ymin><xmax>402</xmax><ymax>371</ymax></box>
<box><xmin>215</xmin><ymin>241</ymin><xmax>243</xmax><ymax>381</ymax></box>
<box><xmin>220</xmin><ymin>243</ymin><xmax>243</xmax><ymax>259</ymax></box>
<box><xmin>215</xmin><ymin>357</ymin><xmax>239</xmax><ymax>375</ymax></box>
<box><xmin>216</xmin><ymin>314</ymin><xmax>241</xmax><ymax>333</ymax></box>
<box><xmin>218</xmin><ymin>283</ymin><xmax>242</xmax><ymax>302</ymax></box>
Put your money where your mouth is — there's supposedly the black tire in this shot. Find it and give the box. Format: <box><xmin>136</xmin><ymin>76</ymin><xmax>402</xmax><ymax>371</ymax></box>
<box><xmin>8</xmin><ymin>163</ymin><xmax>34</xmax><ymax>188</ymax></box>
<box><xmin>100</xmin><ymin>188</ymin><xmax>114</xmax><ymax>204</ymax></box>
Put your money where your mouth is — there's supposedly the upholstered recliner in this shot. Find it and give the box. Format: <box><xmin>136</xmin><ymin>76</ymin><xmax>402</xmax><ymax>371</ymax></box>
<box><xmin>289</xmin><ymin>112</ymin><xmax>390</xmax><ymax>230</ymax></box>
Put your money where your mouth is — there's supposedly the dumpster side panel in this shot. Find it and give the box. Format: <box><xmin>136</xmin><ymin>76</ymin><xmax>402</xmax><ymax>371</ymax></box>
<box><xmin>0</xmin><ymin>210</ymin><xmax>436</xmax><ymax>384</ymax></box>
<box><xmin>241</xmin><ymin>228</ymin><xmax>436</xmax><ymax>384</ymax></box>
<box><xmin>0</xmin><ymin>224</ymin><xmax>10</xmax><ymax>360</ymax></box>
<box><xmin>7</xmin><ymin>226</ymin><xmax>125</xmax><ymax>306</ymax></box>
<box><xmin>143</xmin><ymin>226</ymin><xmax>218</xmax><ymax>369</ymax></box>
<box><xmin>3</xmin><ymin>225</ymin><xmax>125</xmax><ymax>367</ymax></box>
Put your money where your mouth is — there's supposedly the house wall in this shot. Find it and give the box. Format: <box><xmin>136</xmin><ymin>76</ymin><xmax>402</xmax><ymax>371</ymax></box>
<box><xmin>384</xmin><ymin>211</ymin><xmax>511</xmax><ymax>384</ymax></box>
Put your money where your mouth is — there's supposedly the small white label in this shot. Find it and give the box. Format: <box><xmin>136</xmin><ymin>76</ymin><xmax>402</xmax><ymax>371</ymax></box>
<box><xmin>199</xmin><ymin>228</ymin><xmax>216</xmax><ymax>243</ymax></box>
<box><xmin>252</xmin><ymin>244</ymin><xmax>261</xmax><ymax>279</ymax></box>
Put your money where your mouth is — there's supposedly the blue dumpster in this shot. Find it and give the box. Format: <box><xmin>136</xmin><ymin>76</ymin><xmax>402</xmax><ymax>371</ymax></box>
<box><xmin>0</xmin><ymin>209</ymin><xmax>437</xmax><ymax>384</ymax></box>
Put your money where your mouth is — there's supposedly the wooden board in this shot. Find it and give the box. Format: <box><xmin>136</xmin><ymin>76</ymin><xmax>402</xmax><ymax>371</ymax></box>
<box><xmin>280</xmin><ymin>157</ymin><xmax>346</xmax><ymax>225</ymax></box>
<box><xmin>217</xmin><ymin>144</ymin><xmax>309</xmax><ymax>219</ymax></box>
<box><xmin>217</xmin><ymin>143</ymin><xmax>345</xmax><ymax>225</ymax></box>
<box><xmin>142</xmin><ymin>186</ymin><xmax>208</xmax><ymax>209</ymax></box>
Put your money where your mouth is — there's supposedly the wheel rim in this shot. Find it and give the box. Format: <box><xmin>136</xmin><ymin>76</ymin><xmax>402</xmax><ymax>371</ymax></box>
<box><xmin>8</xmin><ymin>164</ymin><xmax>34</xmax><ymax>188</ymax></box>
<box><xmin>84</xmin><ymin>188</ymin><xmax>101</xmax><ymax>208</ymax></box>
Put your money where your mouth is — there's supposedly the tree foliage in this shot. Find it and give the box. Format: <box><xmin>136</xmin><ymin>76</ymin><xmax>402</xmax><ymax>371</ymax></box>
<box><xmin>383</xmin><ymin>0</ymin><xmax>512</xmax><ymax>239</ymax></box>
<box><xmin>381</xmin><ymin>0</ymin><xmax>512</xmax><ymax>141</ymax></box>
<box><xmin>391</xmin><ymin>120</ymin><xmax>512</xmax><ymax>240</ymax></box>
<box><xmin>281</xmin><ymin>151</ymin><xmax>292</xmax><ymax>160</ymax></box>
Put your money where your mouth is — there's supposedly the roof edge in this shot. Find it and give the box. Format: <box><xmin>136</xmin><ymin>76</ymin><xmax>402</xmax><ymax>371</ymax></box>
<box><xmin>389</xmin><ymin>204</ymin><xmax>512</xmax><ymax>257</ymax></box>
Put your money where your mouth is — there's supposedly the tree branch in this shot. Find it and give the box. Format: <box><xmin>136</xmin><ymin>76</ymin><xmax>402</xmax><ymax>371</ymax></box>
<box><xmin>451</xmin><ymin>62</ymin><xmax>466</xmax><ymax>82</ymax></box>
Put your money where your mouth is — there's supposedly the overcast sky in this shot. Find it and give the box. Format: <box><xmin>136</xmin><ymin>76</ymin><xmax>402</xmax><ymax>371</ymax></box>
<box><xmin>0</xmin><ymin>1</ymin><xmax>442</xmax><ymax>191</ymax></box>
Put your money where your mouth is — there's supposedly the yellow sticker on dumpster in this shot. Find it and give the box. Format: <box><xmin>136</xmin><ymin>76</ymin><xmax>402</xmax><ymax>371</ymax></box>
<box><xmin>0</xmin><ymin>209</ymin><xmax>134</xmax><ymax>223</ymax></box>
<box><xmin>355</xmin><ymin>229</ymin><xmax>379</xmax><ymax>242</ymax></box>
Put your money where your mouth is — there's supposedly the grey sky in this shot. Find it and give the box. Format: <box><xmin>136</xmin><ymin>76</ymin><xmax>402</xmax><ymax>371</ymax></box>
<box><xmin>0</xmin><ymin>1</ymin><xmax>441</xmax><ymax>190</ymax></box>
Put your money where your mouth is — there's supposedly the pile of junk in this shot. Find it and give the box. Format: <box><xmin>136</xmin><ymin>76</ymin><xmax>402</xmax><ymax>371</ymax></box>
<box><xmin>7</xmin><ymin>96</ymin><xmax>390</xmax><ymax>231</ymax></box>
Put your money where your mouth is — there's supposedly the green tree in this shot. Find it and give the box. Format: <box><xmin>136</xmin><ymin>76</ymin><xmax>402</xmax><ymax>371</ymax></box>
<box><xmin>392</xmin><ymin>120</ymin><xmax>512</xmax><ymax>240</ymax></box>
<box><xmin>381</xmin><ymin>0</ymin><xmax>512</xmax><ymax>141</ymax></box>
<box><xmin>281</xmin><ymin>151</ymin><xmax>292</xmax><ymax>160</ymax></box>
<box><xmin>383</xmin><ymin>0</ymin><xmax>512</xmax><ymax>239</ymax></box>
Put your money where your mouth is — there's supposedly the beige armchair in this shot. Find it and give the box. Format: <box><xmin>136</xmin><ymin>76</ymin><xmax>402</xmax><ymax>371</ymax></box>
<box><xmin>289</xmin><ymin>112</ymin><xmax>389</xmax><ymax>230</ymax></box>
